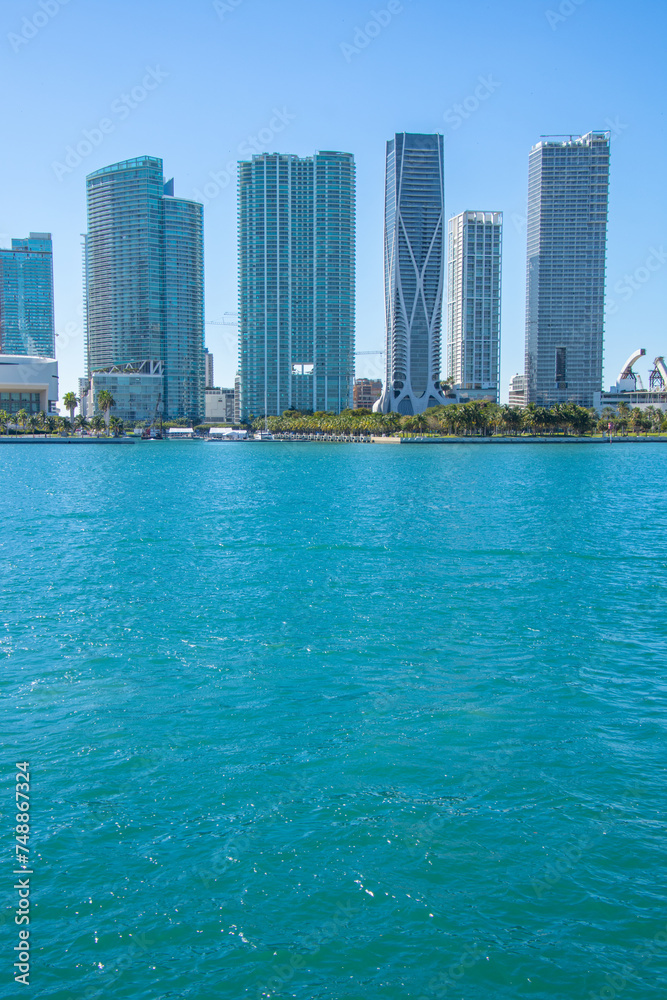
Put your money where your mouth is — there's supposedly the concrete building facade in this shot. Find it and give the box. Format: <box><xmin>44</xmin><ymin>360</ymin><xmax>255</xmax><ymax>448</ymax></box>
<box><xmin>447</xmin><ymin>211</ymin><xmax>502</xmax><ymax>403</ymax></box>
<box><xmin>205</xmin><ymin>387</ymin><xmax>235</xmax><ymax>422</ymax></box>
<box><xmin>0</xmin><ymin>355</ymin><xmax>58</xmax><ymax>415</ymax></box>
<box><xmin>353</xmin><ymin>378</ymin><xmax>382</xmax><ymax>409</ymax></box>
<box><xmin>508</xmin><ymin>373</ymin><xmax>527</xmax><ymax>408</ymax></box>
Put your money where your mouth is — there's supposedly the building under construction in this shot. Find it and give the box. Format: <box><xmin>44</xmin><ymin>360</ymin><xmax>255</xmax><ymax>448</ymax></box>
<box><xmin>595</xmin><ymin>350</ymin><xmax>667</xmax><ymax>412</ymax></box>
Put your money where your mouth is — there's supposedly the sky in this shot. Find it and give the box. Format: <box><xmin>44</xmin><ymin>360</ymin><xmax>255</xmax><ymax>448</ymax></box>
<box><xmin>1</xmin><ymin>0</ymin><xmax>666</xmax><ymax>405</ymax></box>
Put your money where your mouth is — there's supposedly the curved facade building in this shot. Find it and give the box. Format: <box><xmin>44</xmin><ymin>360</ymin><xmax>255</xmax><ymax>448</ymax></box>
<box><xmin>85</xmin><ymin>157</ymin><xmax>204</xmax><ymax>422</ymax></box>
<box><xmin>375</xmin><ymin>133</ymin><xmax>447</xmax><ymax>415</ymax></box>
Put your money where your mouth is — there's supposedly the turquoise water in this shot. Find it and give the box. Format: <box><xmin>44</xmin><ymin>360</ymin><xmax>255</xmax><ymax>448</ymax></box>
<box><xmin>3</xmin><ymin>442</ymin><xmax>667</xmax><ymax>1000</ymax></box>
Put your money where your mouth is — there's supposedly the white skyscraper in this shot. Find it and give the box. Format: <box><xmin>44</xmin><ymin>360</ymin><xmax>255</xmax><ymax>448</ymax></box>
<box><xmin>374</xmin><ymin>133</ymin><xmax>447</xmax><ymax>415</ymax></box>
<box><xmin>524</xmin><ymin>131</ymin><xmax>610</xmax><ymax>408</ymax></box>
<box><xmin>447</xmin><ymin>211</ymin><xmax>502</xmax><ymax>402</ymax></box>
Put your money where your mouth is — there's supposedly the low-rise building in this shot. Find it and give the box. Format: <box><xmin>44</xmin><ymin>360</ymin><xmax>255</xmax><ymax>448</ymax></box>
<box><xmin>167</xmin><ymin>427</ymin><xmax>195</xmax><ymax>438</ymax></box>
<box><xmin>353</xmin><ymin>378</ymin><xmax>382</xmax><ymax>410</ymax></box>
<box><xmin>89</xmin><ymin>360</ymin><xmax>163</xmax><ymax>423</ymax></box>
<box><xmin>594</xmin><ymin>351</ymin><xmax>667</xmax><ymax>413</ymax></box>
<box><xmin>209</xmin><ymin>427</ymin><xmax>248</xmax><ymax>440</ymax></box>
<box><xmin>0</xmin><ymin>355</ymin><xmax>58</xmax><ymax>415</ymax></box>
<box><xmin>509</xmin><ymin>374</ymin><xmax>527</xmax><ymax>408</ymax></box>
<box><xmin>205</xmin><ymin>387</ymin><xmax>235</xmax><ymax>422</ymax></box>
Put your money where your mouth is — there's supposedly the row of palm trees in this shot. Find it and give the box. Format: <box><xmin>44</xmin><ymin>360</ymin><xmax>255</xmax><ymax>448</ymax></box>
<box><xmin>1</xmin><ymin>389</ymin><xmax>122</xmax><ymax>437</ymax></box>
<box><xmin>64</xmin><ymin>389</ymin><xmax>117</xmax><ymax>432</ymax></box>
<box><xmin>251</xmin><ymin>401</ymin><xmax>667</xmax><ymax>438</ymax></box>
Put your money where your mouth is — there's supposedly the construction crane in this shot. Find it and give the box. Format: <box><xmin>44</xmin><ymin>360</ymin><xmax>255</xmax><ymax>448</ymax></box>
<box><xmin>355</xmin><ymin>350</ymin><xmax>385</xmax><ymax>356</ymax></box>
<box><xmin>206</xmin><ymin>313</ymin><xmax>238</xmax><ymax>327</ymax></box>
<box><xmin>142</xmin><ymin>393</ymin><xmax>164</xmax><ymax>440</ymax></box>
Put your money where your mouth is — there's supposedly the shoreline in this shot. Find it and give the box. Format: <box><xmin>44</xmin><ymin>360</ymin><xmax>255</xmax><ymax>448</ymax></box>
<box><xmin>2</xmin><ymin>434</ymin><xmax>667</xmax><ymax>445</ymax></box>
<box><xmin>369</xmin><ymin>434</ymin><xmax>667</xmax><ymax>444</ymax></box>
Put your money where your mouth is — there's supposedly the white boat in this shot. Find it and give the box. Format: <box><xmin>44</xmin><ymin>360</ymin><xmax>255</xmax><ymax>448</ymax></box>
<box><xmin>254</xmin><ymin>430</ymin><xmax>275</xmax><ymax>441</ymax></box>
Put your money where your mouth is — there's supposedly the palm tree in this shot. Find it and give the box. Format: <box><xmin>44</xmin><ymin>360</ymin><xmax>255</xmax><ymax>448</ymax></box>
<box><xmin>616</xmin><ymin>401</ymin><xmax>631</xmax><ymax>436</ymax></box>
<box><xmin>402</xmin><ymin>414</ymin><xmax>428</xmax><ymax>436</ymax></box>
<box><xmin>109</xmin><ymin>415</ymin><xmax>125</xmax><ymax>437</ymax></box>
<box><xmin>0</xmin><ymin>409</ymin><xmax>9</xmax><ymax>434</ymax></box>
<box><xmin>26</xmin><ymin>414</ymin><xmax>40</xmax><ymax>435</ymax></box>
<box><xmin>74</xmin><ymin>414</ymin><xmax>90</xmax><ymax>434</ymax></box>
<box><xmin>96</xmin><ymin>390</ymin><xmax>116</xmax><ymax>434</ymax></box>
<box><xmin>15</xmin><ymin>408</ymin><xmax>28</xmax><ymax>433</ymax></box>
<box><xmin>63</xmin><ymin>392</ymin><xmax>79</xmax><ymax>426</ymax></box>
<box><xmin>90</xmin><ymin>414</ymin><xmax>105</xmax><ymax>436</ymax></box>
<box><xmin>631</xmin><ymin>407</ymin><xmax>651</xmax><ymax>436</ymax></box>
<box><xmin>502</xmin><ymin>407</ymin><xmax>523</xmax><ymax>436</ymax></box>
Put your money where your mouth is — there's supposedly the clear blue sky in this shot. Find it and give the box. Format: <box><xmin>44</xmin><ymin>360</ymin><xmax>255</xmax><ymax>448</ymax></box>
<box><xmin>1</xmin><ymin>0</ymin><xmax>665</xmax><ymax>404</ymax></box>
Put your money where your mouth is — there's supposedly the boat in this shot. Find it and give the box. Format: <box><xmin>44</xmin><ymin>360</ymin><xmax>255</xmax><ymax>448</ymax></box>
<box><xmin>254</xmin><ymin>430</ymin><xmax>275</xmax><ymax>441</ymax></box>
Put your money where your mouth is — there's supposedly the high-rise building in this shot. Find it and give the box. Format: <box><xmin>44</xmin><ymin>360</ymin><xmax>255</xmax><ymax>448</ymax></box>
<box><xmin>353</xmin><ymin>378</ymin><xmax>382</xmax><ymax>409</ymax></box>
<box><xmin>204</xmin><ymin>348</ymin><xmax>214</xmax><ymax>388</ymax></box>
<box><xmin>524</xmin><ymin>131</ymin><xmax>610</xmax><ymax>408</ymax></box>
<box><xmin>375</xmin><ymin>133</ymin><xmax>447</xmax><ymax>415</ymax></box>
<box><xmin>85</xmin><ymin>156</ymin><xmax>204</xmax><ymax>422</ymax></box>
<box><xmin>447</xmin><ymin>211</ymin><xmax>502</xmax><ymax>403</ymax></box>
<box><xmin>238</xmin><ymin>151</ymin><xmax>355</xmax><ymax>420</ymax></box>
<box><xmin>234</xmin><ymin>372</ymin><xmax>241</xmax><ymax>424</ymax></box>
<box><xmin>0</xmin><ymin>233</ymin><xmax>55</xmax><ymax>358</ymax></box>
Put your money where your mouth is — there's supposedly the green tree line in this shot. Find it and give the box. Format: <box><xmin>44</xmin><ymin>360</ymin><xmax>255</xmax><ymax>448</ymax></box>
<box><xmin>251</xmin><ymin>401</ymin><xmax>667</xmax><ymax>437</ymax></box>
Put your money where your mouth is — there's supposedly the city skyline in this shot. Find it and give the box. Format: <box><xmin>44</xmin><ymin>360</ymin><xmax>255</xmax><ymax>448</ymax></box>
<box><xmin>2</xmin><ymin>0</ymin><xmax>663</xmax><ymax>409</ymax></box>
<box><xmin>0</xmin><ymin>130</ymin><xmax>626</xmax><ymax>420</ymax></box>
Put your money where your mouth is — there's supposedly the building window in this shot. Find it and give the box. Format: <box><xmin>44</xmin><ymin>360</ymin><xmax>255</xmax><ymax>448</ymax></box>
<box><xmin>555</xmin><ymin>347</ymin><xmax>567</xmax><ymax>388</ymax></box>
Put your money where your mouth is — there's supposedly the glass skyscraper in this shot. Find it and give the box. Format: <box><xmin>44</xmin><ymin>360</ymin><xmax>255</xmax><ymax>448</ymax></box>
<box><xmin>0</xmin><ymin>233</ymin><xmax>55</xmax><ymax>357</ymax></box>
<box><xmin>238</xmin><ymin>151</ymin><xmax>355</xmax><ymax>421</ymax></box>
<box><xmin>524</xmin><ymin>131</ymin><xmax>610</xmax><ymax>408</ymax></box>
<box><xmin>85</xmin><ymin>157</ymin><xmax>204</xmax><ymax>422</ymax></box>
<box><xmin>447</xmin><ymin>211</ymin><xmax>502</xmax><ymax>402</ymax></box>
<box><xmin>375</xmin><ymin>133</ymin><xmax>447</xmax><ymax>415</ymax></box>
